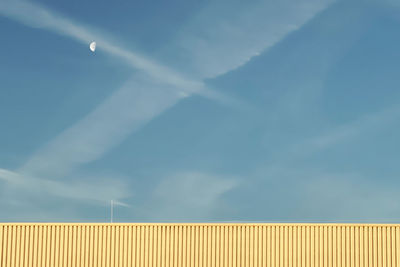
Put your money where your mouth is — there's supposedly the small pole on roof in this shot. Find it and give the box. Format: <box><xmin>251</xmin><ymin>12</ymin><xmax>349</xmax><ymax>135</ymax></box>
<box><xmin>110</xmin><ymin>199</ymin><xmax>114</xmax><ymax>223</ymax></box>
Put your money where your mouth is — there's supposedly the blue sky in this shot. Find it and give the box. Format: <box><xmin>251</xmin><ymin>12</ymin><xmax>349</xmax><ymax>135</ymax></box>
<box><xmin>1</xmin><ymin>0</ymin><xmax>400</xmax><ymax>222</ymax></box>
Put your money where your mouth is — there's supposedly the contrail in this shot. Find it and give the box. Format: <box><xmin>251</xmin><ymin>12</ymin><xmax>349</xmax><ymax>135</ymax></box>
<box><xmin>0</xmin><ymin>0</ymin><xmax>336</xmax><ymax>206</ymax></box>
<box><xmin>0</xmin><ymin>0</ymin><xmax>236</xmax><ymax>180</ymax></box>
<box><xmin>163</xmin><ymin>0</ymin><xmax>336</xmax><ymax>79</ymax></box>
<box><xmin>0</xmin><ymin>168</ymin><xmax>129</xmax><ymax>202</ymax></box>
<box><xmin>0</xmin><ymin>0</ymin><xmax>224</xmax><ymax>101</ymax></box>
<box><xmin>19</xmin><ymin>76</ymin><xmax>183</xmax><ymax>178</ymax></box>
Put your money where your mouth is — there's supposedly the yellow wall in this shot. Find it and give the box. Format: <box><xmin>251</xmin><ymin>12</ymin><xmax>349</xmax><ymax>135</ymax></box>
<box><xmin>1</xmin><ymin>223</ymin><xmax>399</xmax><ymax>267</ymax></box>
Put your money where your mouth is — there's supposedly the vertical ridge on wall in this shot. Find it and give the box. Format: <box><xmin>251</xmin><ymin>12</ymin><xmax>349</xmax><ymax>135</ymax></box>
<box><xmin>0</xmin><ymin>224</ymin><xmax>399</xmax><ymax>266</ymax></box>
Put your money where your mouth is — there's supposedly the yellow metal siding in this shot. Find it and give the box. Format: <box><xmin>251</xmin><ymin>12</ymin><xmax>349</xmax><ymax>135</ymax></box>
<box><xmin>0</xmin><ymin>224</ymin><xmax>400</xmax><ymax>266</ymax></box>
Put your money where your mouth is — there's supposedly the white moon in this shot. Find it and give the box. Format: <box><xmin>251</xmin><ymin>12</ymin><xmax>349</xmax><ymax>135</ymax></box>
<box><xmin>89</xmin><ymin>41</ymin><xmax>96</xmax><ymax>52</ymax></box>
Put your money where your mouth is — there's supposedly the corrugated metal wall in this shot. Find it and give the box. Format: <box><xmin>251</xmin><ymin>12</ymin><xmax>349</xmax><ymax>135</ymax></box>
<box><xmin>0</xmin><ymin>223</ymin><xmax>399</xmax><ymax>267</ymax></box>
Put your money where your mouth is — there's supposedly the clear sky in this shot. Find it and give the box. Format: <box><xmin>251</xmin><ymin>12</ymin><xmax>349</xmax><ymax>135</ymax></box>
<box><xmin>1</xmin><ymin>0</ymin><xmax>400</xmax><ymax>222</ymax></box>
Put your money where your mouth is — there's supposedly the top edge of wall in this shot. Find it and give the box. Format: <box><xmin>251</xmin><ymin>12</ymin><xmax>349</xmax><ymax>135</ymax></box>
<box><xmin>1</xmin><ymin>223</ymin><xmax>400</xmax><ymax>226</ymax></box>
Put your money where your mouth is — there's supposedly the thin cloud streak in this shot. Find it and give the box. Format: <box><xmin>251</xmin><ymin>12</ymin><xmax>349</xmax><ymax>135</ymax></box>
<box><xmin>257</xmin><ymin>103</ymin><xmax>400</xmax><ymax>167</ymax></box>
<box><xmin>0</xmin><ymin>0</ymin><xmax>335</xmax><ymax>211</ymax></box>
<box><xmin>171</xmin><ymin>0</ymin><xmax>336</xmax><ymax>79</ymax></box>
<box><xmin>0</xmin><ymin>0</ymin><xmax>222</xmax><ymax>101</ymax></box>
<box><xmin>0</xmin><ymin>168</ymin><xmax>129</xmax><ymax>203</ymax></box>
<box><xmin>0</xmin><ymin>0</ymin><xmax>229</xmax><ymax>198</ymax></box>
<box><xmin>250</xmin><ymin>166</ymin><xmax>400</xmax><ymax>221</ymax></box>
<box><xmin>0</xmin><ymin>0</ymin><xmax>335</xmax><ymax>97</ymax></box>
<box><xmin>0</xmin><ymin>0</ymin><xmax>336</xmax><ymax>178</ymax></box>
<box><xmin>149</xmin><ymin>171</ymin><xmax>239</xmax><ymax>221</ymax></box>
<box><xmin>294</xmin><ymin>104</ymin><xmax>400</xmax><ymax>156</ymax></box>
<box><xmin>20</xmin><ymin>75</ymin><xmax>182</xmax><ymax>178</ymax></box>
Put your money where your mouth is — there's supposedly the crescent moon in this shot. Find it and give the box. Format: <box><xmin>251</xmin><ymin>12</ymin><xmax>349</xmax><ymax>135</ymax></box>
<box><xmin>89</xmin><ymin>42</ymin><xmax>96</xmax><ymax>52</ymax></box>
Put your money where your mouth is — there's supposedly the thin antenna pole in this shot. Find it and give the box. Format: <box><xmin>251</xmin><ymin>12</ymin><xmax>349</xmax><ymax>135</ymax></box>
<box><xmin>111</xmin><ymin>200</ymin><xmax>114</xmax><ymax>223</ymax></box>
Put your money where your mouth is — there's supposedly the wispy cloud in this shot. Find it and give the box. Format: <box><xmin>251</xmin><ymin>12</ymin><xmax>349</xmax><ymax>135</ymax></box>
<box><xmin>0</xmin><ymin>0</ymin><xmax>165</xmax><ymax>80</ymax></box>
<box><xmin>300</xmin><ymin>172</ymin><xmax>400</xmax><ymax>221</ymax></box>
<box><xmin>0</xmin><ymin>0</ymin><xmax>230</xmax><ymax>209</ymax></box>
<box><xmin>245</xmin><ymin>166</ymin><xmax>400</xmax><ymax>222</ymax></box>
<box><xmin>0</xmin><ymin>168</ymin><xmax>23</xmax><ymax>184</ymax></box>
<box><xmin>148</xmin><ymin>171</ymin><xmax>238</xmax><ymax>221</ymax></box>
<box><xmin>0</xmin><ymin>168</ymin><xmax>129</xmax><ymax>203</ymax></box>
<box><xmin>169</xmin><ymin>0</ymin><xmax>335</xmax><ymax>78</ymax></box>
<box><xmin>1</xmin><ymin>74</ymin><xmax>169</xmax><ymax>206</ymax></box>
<box><xmin>0</xmin><ymin>0</ymin><xmax>222</xmax><ymax>101</ymax></box>
<box><xmin>379</xmin><ymin>0</ymin><xmax>400</xmax><ymax>8</ymax></box>
<box><xmin>0</xmin><ymin>0</ymin><xmax>335</xmax><ymax>82</ymax></box>
<box><xmin>0</xmin><ymin>0</ymin><xmax>335</xmax><ymax>214</ymax></box>
<box><xmin>0</xmin><ymin>0</ymin><xmax>336</xmax><ymax>178</ymax></box>
<box><xmin>20</xmin><ymin>75</ymin><xmax>182</xmax><ymax>178</ymax></box>
<box><xmin>288</xmin><ymin>104</ymin><xmax>400</xmax><ymax>158</ymax></box>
